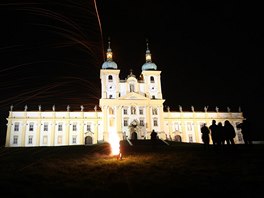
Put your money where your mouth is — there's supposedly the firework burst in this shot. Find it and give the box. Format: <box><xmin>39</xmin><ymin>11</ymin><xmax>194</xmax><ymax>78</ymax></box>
<box><xmin>0</xmin><ymin>0</ymin><xmax>106</xmax><ymax>144</ymax></box>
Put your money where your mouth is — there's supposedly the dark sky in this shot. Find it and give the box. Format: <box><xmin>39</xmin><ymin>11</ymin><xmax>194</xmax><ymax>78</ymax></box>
<box><xmin>0</xmin><ymin>0</ymin><xmax>263</xmax><ymax>144</ymax></box>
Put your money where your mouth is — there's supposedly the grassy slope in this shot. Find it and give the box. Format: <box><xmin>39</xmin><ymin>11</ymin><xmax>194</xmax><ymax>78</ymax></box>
<box><xmin>0</xmin><ymin>141</ymin><xmax>263</xmax><ymax>197</ymax></box>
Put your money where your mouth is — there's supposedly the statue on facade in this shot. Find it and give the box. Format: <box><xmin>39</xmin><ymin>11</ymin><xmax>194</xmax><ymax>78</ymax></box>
<box><xmin>80</xmin><ymin>105</ymin><xmax>84</xmax><ymax>112</ymax></box>
<box><xmin>238</xmin><ymin>106</ymin><xmax>242</xmax><ymax>112</ymax></box>
<box><xmin>24</xmin><ymin>105</ymin><xmax>28</xmax><ymax>111</ymax></box>
<box><xmin>191</xmin><ymin>106</ymin><xmax>194</xmax><ymax>112</ymax></box>
<box><xmin>38</xmin><ymin>105</ymin><xmax>41</xmax><ymax>111</ymax></box>
<box><xmin>167</xmin><ymin>106</ymin><xmax>170</xmax><ymax>112</ymax></box>
<box><xmin>67</xmin><ymin>105</ymin><xmax>70</xmax><ymax>112</ymax></box>
<box><xmin>227</xmin><ymin>107</ymin><xmax>231</xmax><ymax>112</ymax></box>
<box><xmin>52</xmin><ymin>105</ymin><xmax>55</xmax><ymax>111</ymax></box>
<box><xmin>204</xmin><ymin>106</ymin><xmax>208</xmax><ymax>112</ymax></box>
<box><xmin>179</xmin><ymin>105</ymin><xmax>182</xmax><ymax>112</ymax></box>
<box><xmin>10</xmin><ymin>105</ymin><xmax>13</xmax><ymax>111</ymax></box>
<box><xmin>94</xmin><ymin>105</ymin><xmax>97</xmax><ymax>112</ymax></box>
<box><xmin>215</xmin><ymin>106</ymin><xmax>219</xmax><ymax>112</ymax></box>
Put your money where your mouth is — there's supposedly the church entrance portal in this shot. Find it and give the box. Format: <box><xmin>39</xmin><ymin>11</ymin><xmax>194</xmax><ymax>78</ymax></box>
<box><xmin>128</xmin><ymin>119</ymin><xmax>145</xmax><ymax>140</ymax></box>
<box><xmin>85</xmin><ymin>136</ymin><xmax>93</xmax><ymax>145</ymax></box>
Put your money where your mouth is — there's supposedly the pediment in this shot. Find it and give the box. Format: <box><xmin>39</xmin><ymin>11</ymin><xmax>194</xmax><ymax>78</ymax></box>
<box><xmin>118</xmin><ymin>92</ymin><xmax>149</xmax><ymax>100</ymax></box>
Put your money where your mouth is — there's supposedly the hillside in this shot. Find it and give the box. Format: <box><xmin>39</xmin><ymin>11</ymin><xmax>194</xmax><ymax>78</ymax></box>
<box><xmin>0</xmin><ymin>141</ymin><xmax>263</xmax><ymax>197</ymax></box>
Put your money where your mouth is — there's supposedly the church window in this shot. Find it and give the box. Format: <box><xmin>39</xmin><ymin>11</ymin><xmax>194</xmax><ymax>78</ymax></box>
<box><xmin>131</xmin><ymin>106</ymin><xmax>136</xmax><ymax>114</ymax></box>
<box><xmin>109</xmin><ymin>95</ymin><xmax>112</xmax><ymax>99</ymax></box>
<box><xmin>154</xmin><ymin>119</ymin><xmax>158</xmax><ymax>126</ymax></box>
<box><xmin>28</xmin><ymin>135</ymin><xmax>33</xmax><ymax>144</ymax></box>
<box><xmin>58</xmin><ymin>123</ymin><xmax>63</xmax><ymax>131</ymax></box>
<box><xmin>73</xmin><ymin>123</ymin><xmax>77</xmax><ymax>131</ymax></box>
<box><xmin>130</xmin><ymin>84</ymin><xmax>135</xmax><ymax>92</ymax></box>
<box><xmin>44</xmin><ymin>123</ymin><xmax>48</xmax><ymax>131</ymax></box>
<box><xmin>152</xmin><ymin>108</ymin><xmax>158</xmax><ymax>115</ymax></box>
<box><xmin>188</xmin><ymin>134</ymin><xmax>193</xmax><ymax>142</ymax></box>
<box><xmin>13</xmin><ymin>135</ymin><xmax>18</xmax><ymax>144</ymax></box>
<box><xmin>14</xmin><ymin>122</ymin><xmax>19</xmax><ymax>131</ymax></box>
<box><xmin>124</xmin><ymin>119</ymin><xmax>128</xmax><ymax>126</ymax></box>
<box><xmin>140</xmin><ymin>119</ymin><xmax>144</xmax><ymax>126</ymax></box>
<box><xmin>72</xmin><ymin>136</ymin><xmax>77</xmax><ymax>144</ymax></box>
<box><xmin>150</xmin><ymin>76</ymin><xmax>155</xmax><ymax>83</ymax></box>
<box><xmin>86</xmin><ymin>124</ymin><xmax>91</xmax><ymax>131</ymax></box>
<box><xmin>29</xmin><ymin>122</ymin><xmax>34</xmax><ymax>131</ymax></box>
<box><xmin>139</xmin><ymin>108</ymin><xmax>144</xmax><ymax>115</ymax></box>
<box><xmin>123</xmin><ymin>109</ymin><xmax>128</xmax><ymax>115</ymax></box>
<box><xmin>109</xmin><ymin>107</ymin><xmax>114</xmax><ymax>114</ymax></box>
<box><xmin>108</xmin><ymin>75</ymin><xmax>113</xmax><ymax>82</ymax></box>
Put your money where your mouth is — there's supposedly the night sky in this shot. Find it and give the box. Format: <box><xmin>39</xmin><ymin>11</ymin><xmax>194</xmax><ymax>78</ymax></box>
<box><xmin>0</xmin><ymin>0</ymin><xmax>263</xmax><ymax>144</ymax></box>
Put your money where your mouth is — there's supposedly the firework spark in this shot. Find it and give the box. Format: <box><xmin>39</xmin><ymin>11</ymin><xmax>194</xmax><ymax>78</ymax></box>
<box><xmin>0</xmin><ymin>1</ymin><xmax>106</xmax><ymax>145</ymax></box>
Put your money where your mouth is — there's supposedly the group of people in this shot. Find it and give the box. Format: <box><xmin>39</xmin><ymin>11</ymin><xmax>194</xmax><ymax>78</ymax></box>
<box><xmin>200</xmin><ymin>119</ymin><xmax>252</xmax><ymax>150</ymax></box>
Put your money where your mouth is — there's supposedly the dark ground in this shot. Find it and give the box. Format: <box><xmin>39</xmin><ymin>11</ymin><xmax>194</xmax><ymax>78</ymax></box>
<box><xmin>0</xmin><ymin>140</ymin><xmax>263</xmax><ymax>197</ymax></box>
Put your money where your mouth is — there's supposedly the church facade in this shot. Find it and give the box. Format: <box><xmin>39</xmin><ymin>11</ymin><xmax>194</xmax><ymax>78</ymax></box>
<box><xmin>5</xmin><ymin>41</ymin><xmax>245</xmax><ymax>147</ymax></box>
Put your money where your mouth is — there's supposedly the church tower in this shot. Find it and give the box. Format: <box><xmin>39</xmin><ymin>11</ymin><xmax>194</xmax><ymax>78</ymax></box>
<box><xmin>99</xmin><ymin>39</ymin><xmax>120</xmax><ymax>142</ymax></box>
<box><xmin>140</xmin><ymin>40</ymin><xmax>165</xmax><ymax>138</ymax></box>
<box><xmin>99</xmin><ymin>39</ymin><xmax>166</xmax><ymax>142</ymax></box>
<box><xmin>141</xmin><ymin>40</ymin><xmax>163</xmax><ymax>100</ymax></box>
<box><xmin>100</xmin><ymin>40</ymin><xmax>120</xmax><ymax>99</ymax></box>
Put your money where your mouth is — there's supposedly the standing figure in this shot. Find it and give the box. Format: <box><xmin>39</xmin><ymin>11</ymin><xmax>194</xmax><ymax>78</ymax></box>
<box><xmin>237</xmin><ymin>120</ymin><xmax>252</xmax><ymax>145</ymax></box>
<box><xmin>201</xmin><ymin>123</ymin><xmax>210</xmax><ymax>150</ymax></box>
<box><xmin>217</xmin><ymin>122</ymin><xmax>225</xmax><ymax>147</ymax></box>
<box><xmin>150</xmin><ymin>129</ymin><xmax>158</xmax><ymax>148</ymax></box>
<box><xmin>209</xmin><ymin>120</ymin><xmax>219</xmax><ymax>148</ymax></box>
<box><xmin>150</xmin><ymin>129</ymin><xmax>158</xmax><ymax>140</ymax></box>
<box><xmin>224</xmin><ymin>120</ymin><xmax>236</xmax><ymax>148</ymax></box>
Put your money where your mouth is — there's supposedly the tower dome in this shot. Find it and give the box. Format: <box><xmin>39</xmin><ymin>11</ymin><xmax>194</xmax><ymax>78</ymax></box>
<box><xmin>142</xmin><ymin>62</ymin><xmax>157</xmax><ymax>71</ymax></box>
<box><xmin>102</xmin><ymin>60</ymin><xmax>118</xmax><ymax>69</ymax></box>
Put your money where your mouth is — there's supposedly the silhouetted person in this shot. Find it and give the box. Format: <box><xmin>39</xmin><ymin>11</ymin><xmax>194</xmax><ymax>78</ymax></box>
<box><xmin>201</xmin><ymin>123</ymin><xmax>210</xmax><ymax>150</ymax></box>
<box><xmin>150</xmin><ymin>129</ymin><xmax>158</xmax><ymax>148</ymax></box>
<box><xmin>151</xmin><ymin>129</ymin><xmax>157</xmax><ymax>140</ymax></box>
<box><xmin>131</xmin><ymin>131</ymin><xmax>137</xmax><ymax>140</ymax></box>
<box><xmin>224</xmin><ymin>120</ymin><xmax>236</xmax><ymax>148</ymax></box>
<box><xmin>209</xmin><ymin>120</ymin><xmax>219</xmax><ymax>149</ymax></box>
<box><xmin>217</xmin><ymin>122</ymin><xmax>225</xmax><ymax>148</ymax></box>
<box><xmin>237</xmin><ymin>120</ymin><xmax>252</xmax><ymax>145</ymax></box>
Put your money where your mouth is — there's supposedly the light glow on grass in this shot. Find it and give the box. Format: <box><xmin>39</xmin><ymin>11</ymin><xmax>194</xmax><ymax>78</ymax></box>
<box><xmin>108</xmin><ymin>131</ymin><xmax>120</xmax><ymax>156</ymax></box>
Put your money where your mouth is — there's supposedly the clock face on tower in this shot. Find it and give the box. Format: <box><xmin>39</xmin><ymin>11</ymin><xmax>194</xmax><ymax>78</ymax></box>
<box><xmin>107</xmin><ymin>83</ymin><xmax>115</xmax><ymax>92</ymax></box>
<box><xmin>149</xmin><ymin>85</ymin><xmax>157</xmax><ymax>92</ymax></box>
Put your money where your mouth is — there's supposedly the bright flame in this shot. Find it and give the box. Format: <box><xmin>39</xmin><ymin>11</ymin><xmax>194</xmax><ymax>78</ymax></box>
<box><xmin>109</xmin><ymin>131</ymin><xmax>120</xmax><ymax>156</ymax></box>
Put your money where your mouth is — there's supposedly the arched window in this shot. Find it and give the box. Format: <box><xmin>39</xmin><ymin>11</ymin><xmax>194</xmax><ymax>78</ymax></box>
<box><xmin>109</xmin><ymin>107</ymin><xmax>114</xmax><ymax>115</ymax></box>
<box><xmin>108</xmin><ymin>75</ymin><xmax>113</xmax><ymax>82</ymax></box>
<box><xmin>130</xmin><ymin>84</ymin><xmax>135</xmax><ymax>92</ymax></box>
<box><xmin>150</xmin><ymin>76</ymin><xmax>155</xmax><ymax>83</ymax></box>
<box><xmin>131</xmin><ymin>106</ymin><xmax>136</xmax><ymax>114</ymax></box>
<box><xmin>152</xmin><ymin>108</ymin><xmax>158</xmax><ymax>115</ymax></box>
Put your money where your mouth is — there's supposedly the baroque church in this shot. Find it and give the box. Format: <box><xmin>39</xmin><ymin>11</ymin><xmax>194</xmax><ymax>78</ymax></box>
<box><xmin>5</xmin><ymin>41</ymin><xmax>245</xmax><ymax>147</ymax></box>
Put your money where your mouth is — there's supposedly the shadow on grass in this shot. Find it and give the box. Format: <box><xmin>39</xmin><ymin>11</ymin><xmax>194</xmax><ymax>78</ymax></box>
<box><xmin>0</xmin><ymin>141</ymin><xmax>263</xmax><ymax>197</ymax></box>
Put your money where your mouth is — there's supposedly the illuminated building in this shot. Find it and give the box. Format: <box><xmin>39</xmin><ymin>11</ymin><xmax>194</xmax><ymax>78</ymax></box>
<box><xmin>5</xmin><ymin>41</ymin><xmax>245</xmax><ymax>147</ymax></box>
